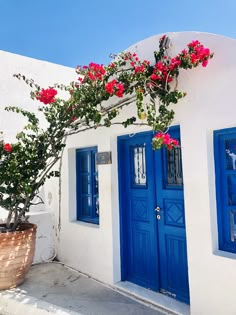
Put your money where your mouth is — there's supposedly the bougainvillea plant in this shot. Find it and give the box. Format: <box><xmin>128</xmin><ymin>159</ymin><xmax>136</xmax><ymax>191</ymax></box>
<box><xmin>0</xmin><ymin>36</ymin><xmax>213</xmax><ymax>231</ymax></box>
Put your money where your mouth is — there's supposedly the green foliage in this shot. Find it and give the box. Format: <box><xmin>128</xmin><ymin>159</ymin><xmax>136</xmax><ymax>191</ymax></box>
<box><xmin>0</xmin><ymin>36</ymin><xmax>213</xmax><ymax>231</ymax></box>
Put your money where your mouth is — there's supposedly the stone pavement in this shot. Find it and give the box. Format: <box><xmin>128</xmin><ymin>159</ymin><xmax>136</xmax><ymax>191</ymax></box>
<box><xmin>0</xmin><ymin>263</ymin><xmax>176</xmax><ymax>315</ymax></box>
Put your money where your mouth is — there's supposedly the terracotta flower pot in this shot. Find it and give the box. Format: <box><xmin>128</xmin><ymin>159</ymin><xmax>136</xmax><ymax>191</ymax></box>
<box><xmin>0</xmin><ymin>223</ymin><xmax>37</xmax><ymax>290</ymax></box>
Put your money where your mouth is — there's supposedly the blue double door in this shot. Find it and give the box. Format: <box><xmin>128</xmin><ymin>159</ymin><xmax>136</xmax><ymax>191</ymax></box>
<box><xmin>118</xmin><ymin>127</ymin><xmax>189</xmax><ymax>303</ymax></box>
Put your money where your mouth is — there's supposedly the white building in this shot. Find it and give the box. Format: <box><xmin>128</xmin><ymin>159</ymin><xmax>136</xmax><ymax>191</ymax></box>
<box><xmin>1</xmin><ymin>32</ymin><xmax>236</xmax><ymax>315</ymax></box>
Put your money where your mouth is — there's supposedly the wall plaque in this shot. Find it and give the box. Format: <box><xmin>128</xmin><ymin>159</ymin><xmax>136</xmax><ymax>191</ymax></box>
<box><xmin>96</xmin><ymin>152</ymin><xmax>112</xmax><ymax>165</ymax></box>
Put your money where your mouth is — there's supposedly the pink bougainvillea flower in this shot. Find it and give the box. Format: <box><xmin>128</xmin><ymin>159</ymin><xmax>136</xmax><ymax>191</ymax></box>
<box><xmin>150</xmin><ymin>73</ymin><xmax>161</xmax><ymax>81</ymax></box>
<box><xmin>105</xmin><ymin>79</ymin><xmax>117</xmax><ymax>95</ymax></box>
<box><xmin>154</xmin><ymin>133</ymin><xmax>179</xmax><ymax>150</ymax></box>
<box><xmin>3</xmin><ymin>143</ymin><xmax>12</xmax><ymax>153</ymax></box>
<box><xmin>134</xmin><ymin>65</ymin><xmax>145</xmax><ymax>74</ymax></box>
<box><xmin>35</xmin><ymin>88</ymin><xmax>57</xmax><ymax>105</ymax></box>
<box><xmin>105</xmin><ymin>80</ymin><xmax>124</xmax><ymax>98</ymax></box>
<box><xmin>202</xmin><ymin>60</ymin><xmax>208</xmax><ymax>67</ymax></box>
<box><xmin>81</xmin><ymin>62</ymin><xmax>106</xmax><ymax>82</ymax></box>
<box><xmin>171</xmin><ymin>139</ymin><xmax>179</xmax><ymax>146</ymax></box>
<box><xmin>161</xmin><ymin>133</ymin><xmax>171</xmax><ymax>145</ymax></box>
<box><xmin>115</xmin><ymin>83</ymin><xmax>125</xmax><ymax>97</ymax></box>
<box><xmin>187</xmin><ymin>40</ymin><xmax>200</xmax><ymax>48</ymax></box>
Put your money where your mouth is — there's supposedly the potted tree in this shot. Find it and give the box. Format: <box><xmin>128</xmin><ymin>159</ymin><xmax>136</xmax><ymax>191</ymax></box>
<box><xmin>0</xmin><ymin>36</ymin><xmax>213</xmax><ymax>289</ymax></box>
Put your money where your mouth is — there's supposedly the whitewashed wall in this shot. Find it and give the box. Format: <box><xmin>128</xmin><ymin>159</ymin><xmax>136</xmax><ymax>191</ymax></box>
<box><xmin>0</xmin><ymin>51</ymin><xmax>76</xmax><ymax>262</ymax></box>
<box><xmin>55</xmin><ymin>32</ymin><xmax>236</xmax><ymax>315</ymax></box>
<box><xmin>2</xmin><ymin>32</ymin><xmax>236</xmax><ymax>314</ymax></box>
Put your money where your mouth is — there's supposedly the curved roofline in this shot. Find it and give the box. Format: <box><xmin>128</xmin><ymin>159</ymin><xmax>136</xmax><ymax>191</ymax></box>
<box><xmin>125</xmin><ymin>31</ymin><xmax>236</xmax><ymax>52</ymax></box>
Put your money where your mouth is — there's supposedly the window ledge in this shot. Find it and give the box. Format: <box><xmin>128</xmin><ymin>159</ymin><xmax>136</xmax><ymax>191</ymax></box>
<box><xmin>213</xmin><ymin>249</ymin><xmax>236</xmax><ymax>260</ymax></box>
<box><xmin>69</xmin><ymin>220</ymin><xmax>100</xmax><ymax>229</ymax></box>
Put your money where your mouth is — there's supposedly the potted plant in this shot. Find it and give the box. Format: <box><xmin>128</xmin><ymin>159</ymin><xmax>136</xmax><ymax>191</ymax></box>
<box><xmin>0</xmin><ymin>36</ymin><xmax>213</xmax><ymax>289</ymax></box>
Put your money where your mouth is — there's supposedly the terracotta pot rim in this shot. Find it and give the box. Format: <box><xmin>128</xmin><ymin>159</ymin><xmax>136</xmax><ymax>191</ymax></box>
<box><xmin>0</xmin><ymin>223</ymin><xmax>37</xmax><ymax>235</ymax></box>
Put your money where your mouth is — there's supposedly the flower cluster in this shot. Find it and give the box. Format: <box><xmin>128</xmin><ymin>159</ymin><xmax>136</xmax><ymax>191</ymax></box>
<box><xmin>2</xmin><ymin>143</ymin><xmax>12</xmax><ymax>153</ymax></box>
<box><xmin>35</xmin><ymin>88</ymin><xmax>57</xmax><ymax>104</ymax></box>
<box><xmin>152</xmin><ymin>133</ymin><xmax>179</xmax><ymax>150</ymax></box>
<box><xmin>105</xmin><ymin>79</ymin><xmax>124</xmax><ymax>97</ymax></box>
<box><xmin>81</xmin><ymin>62</ymin><xmax>106</xmax><ymax>82</ymax></box>
<box><xmin>179</xmin><ymin>40</ymin><xmax>213</xmax><ymax>68</ymax></box>
<box><xmin>31</xmin><ymin>35</ymin><xmax>213</xmax><ymax>151</ymax></box>
<box><xmin>150</xmin><ymin>61</ymin><xmax>174</xmax><ymax>83</ymax></box>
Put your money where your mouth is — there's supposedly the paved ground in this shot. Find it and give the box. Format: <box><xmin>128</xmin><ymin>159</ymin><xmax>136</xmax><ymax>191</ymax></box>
<box><xmin>0</xmin><ymin>263</ymin><xmax>173</xmax><ymax>315</ymax></box>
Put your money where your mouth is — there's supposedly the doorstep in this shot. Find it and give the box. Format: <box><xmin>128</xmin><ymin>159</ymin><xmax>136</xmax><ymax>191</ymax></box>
<box><xmin>114</xmin><ymin>282</ymin><xmax>190</xmax><ymax>315</ymax></box>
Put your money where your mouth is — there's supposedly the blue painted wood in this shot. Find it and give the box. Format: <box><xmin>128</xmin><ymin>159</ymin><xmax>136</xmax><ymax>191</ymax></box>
<box><xmin>118</xmin><ymin>127</ymin><xmax>189</xmax><ymax>303</ymax></box>
<box><xmin>118</xmin><ymin>132</ymin><xmax>159</xmax><ymax>290</ymax></box>
<box><xmin>214</xmin><ymin>127</ymin><xmax>236</xmax><ymax>253</ymax></box>
<box><xmin>154</xmin><ymin>127</ymin><xmax>189</xmax><ymax>303</ymax></box>
<box><xmin>76</xmin><ymin>147</ymin><xmax>99</xmax><ymax>224</ymax></box>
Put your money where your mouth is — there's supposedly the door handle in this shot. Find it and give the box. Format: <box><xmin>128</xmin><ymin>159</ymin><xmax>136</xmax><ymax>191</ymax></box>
<box><xmin>155</xmin><ymin>206</ymin><xmax>161</xmax><ymax>212</ymax></box>
<box><xmin>156</xmin><ymin>214</ymin><xmax>161</xmax><ymax>220</ymax></box>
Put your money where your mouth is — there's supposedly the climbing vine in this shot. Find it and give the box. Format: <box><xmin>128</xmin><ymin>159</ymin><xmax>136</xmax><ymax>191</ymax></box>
<box><xmin>0</xmin><ymin>35</ymin><xmax>213</xmax><ymax>231</ymax></box>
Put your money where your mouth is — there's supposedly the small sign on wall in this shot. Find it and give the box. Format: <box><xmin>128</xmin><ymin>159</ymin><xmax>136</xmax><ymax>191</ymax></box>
<box><xmin>96</xmin><ymin>151</ymin><xmax>112</xmax><ymax>165</ymax></box>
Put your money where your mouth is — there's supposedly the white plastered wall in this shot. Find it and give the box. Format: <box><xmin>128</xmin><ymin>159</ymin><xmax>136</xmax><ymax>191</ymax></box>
<box><xmin>1</xmin><ymin>32</ymin><xmax>236</xmax><ymax>314</ymax></box>
<box><xmin>0</xmin><ymin>50</ymin><xmax>76</xmax><ymax>262</ymax></box>
<box><xmin>56</xmin><ymin>32</ymin><xmax>236</xmax><ymax>315</ymax></box>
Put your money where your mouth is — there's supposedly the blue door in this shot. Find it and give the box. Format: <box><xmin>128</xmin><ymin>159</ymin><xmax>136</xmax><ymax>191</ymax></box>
<box><xmin>118</xmin><ymin>126</ymin><xmax>189</xmax><ymax>303</ymax></box>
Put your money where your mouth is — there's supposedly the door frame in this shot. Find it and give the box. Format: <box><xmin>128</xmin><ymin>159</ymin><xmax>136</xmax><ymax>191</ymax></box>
<box><xmin>118</xmin><ymin>126</ymin><xmax>189</xmax><ymax>301</ymax></box>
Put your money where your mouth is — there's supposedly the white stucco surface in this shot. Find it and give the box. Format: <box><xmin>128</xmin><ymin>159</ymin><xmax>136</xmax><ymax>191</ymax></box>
<box><xmin>0</xmin><ymin>51</ymin><xmax>76</xmax><ymax>262</ymax></box>
<box><xmin>2</xmin><ymin>32</ymin><xmax>236</xmax><ymax>314</ymax></box>
<box><xmin>55</xmin><ymin>32</ymin><xmax>236</xmax><ymax>315</ymax></box>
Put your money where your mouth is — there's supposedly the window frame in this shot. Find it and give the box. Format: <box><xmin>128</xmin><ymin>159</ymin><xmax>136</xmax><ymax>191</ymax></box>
<box><xmin>214</xmin><ymin>127</ymin><xmax>236</xmax><ymax>253</ymax></box>
<box><xmin>76</xmin><ymin>146</ymin><xmax>99</xmax><ymax>224</ymax></box>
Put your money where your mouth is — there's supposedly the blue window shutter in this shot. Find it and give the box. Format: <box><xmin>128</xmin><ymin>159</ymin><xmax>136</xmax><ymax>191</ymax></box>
<box><xmin>76</xmin><ymin>147</ymin><xmax>99</xmax><ymax>224</ymax></box>
<box><xmin>214</xmin><ymin>127</ymin><xmax>236</xmax><ymax>253</ymax></box>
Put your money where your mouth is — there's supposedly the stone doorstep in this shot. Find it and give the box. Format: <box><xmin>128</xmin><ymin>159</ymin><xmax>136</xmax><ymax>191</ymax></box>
<box><xmin>113</xmin><ymin>282</ymin><xmax>190</xmax><ymax>315</ymax></box>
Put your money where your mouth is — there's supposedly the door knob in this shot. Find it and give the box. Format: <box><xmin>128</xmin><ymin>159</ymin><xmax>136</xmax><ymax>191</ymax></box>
<box><xmin>156</xmin><ymin>214</ymin><xmax>161</xmax><ymax>220</ymax></box>
<box><xmin>155</xmin><ymin>206</ymin><xmax>160</xmax><ymax>212</ymax></box>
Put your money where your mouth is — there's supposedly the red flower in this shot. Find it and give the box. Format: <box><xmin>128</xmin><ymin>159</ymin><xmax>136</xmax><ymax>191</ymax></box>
<box><xmin>35</xmin><ymin>88</ymin><xmax>57</xmax><ymax>105</ymax></box>
<box><xmin>87</xmin><ymin>72</ymin><xmax>96</xmax><ymax>81</ymax></box>
<box><xmin>3</xmin><ymin>143</ymin><xmax>12</xmax><ymax>153</ymax></box>
<box><xmin>162</xmin><ymin>133</ymin><xmax>171</xmax><ymax>145</ymax></box>
<box><xmin>169</xmin><ymin>57</ymin><xmax>181</xmax><ymax>71</ymax></box>
<box><xmin>155</xmin><ymin>62</ymin><xmax>164</xmax><ymax>72</ymax></box>
<box><xmin>150</xmin><ymin>73</ymin><xmax>161</xmax><ymax>81</ymax></box>
<box><xmin>202</xmin><ymin>60</ymin><xmax>208</xmax><ymax>67</ymax></box>
<box><xmin>187</xmin><ymin>40</ymin><xmax>200</xmax><ymax>48</ymax></box>
<box><xmin>115</xmin><ymin>83</ymin><xmax>124</xmax><ymax>98</ymax></box>
<box><xmin>190</xmin><ymin>53</ymin><xmax>198</xmax><ymax>64</ymax></box>
<box><xmin>105</xmin><ymin>79</ymin><xmax>117</xmax><ymax>94</ymax></box>
<box><xmin>105</xmin><ymin>80</ymin><xmax>124</xmax><ymax>98</ymax></box>
<box><xmin>83</xmin><ymin>63</ymin><xmax>106</xmax><ymax>81</ymax></box>
<box><xmin>134</xmin><ymin>65</ymin><xmax>145</xmax><ymax>74</ymax></box>
<box><xmin>154</xmin><ymin>133</ymin><xmax>179</xmax><ymax>150</ymax></box>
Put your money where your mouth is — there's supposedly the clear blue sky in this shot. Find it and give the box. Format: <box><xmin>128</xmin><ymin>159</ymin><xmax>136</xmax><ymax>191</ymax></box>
<box><xmin>0</xmin><ymin>0</ymin><xmax>235</xmax><ymax>68</ymax></box>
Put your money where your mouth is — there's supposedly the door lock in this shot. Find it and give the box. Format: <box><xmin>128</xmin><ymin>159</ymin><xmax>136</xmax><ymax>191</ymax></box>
<box><xmin>156</xmin><ymin>214</ymin><xmax>161</xmax><ymax>220</ymax></box>
<box><xmin>155</xmin><ymin>206</ymin><xmax>161</xmax><ymax>212</ymax></box>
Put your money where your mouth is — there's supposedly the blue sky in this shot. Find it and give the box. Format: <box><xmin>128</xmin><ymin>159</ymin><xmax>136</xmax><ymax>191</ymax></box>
<box><xmin>0</xmin><ymin>0</ymin><xmax>235</xmax><ymax>68</ymax></box>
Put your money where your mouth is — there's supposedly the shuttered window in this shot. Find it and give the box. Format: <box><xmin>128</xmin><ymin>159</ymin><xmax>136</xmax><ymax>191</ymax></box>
<box><xmin>76</xmin><ymin>147</ymin><xmax>99</xmax><ymax>224</ymax></box>
<box><xmin>214</xmin><ymin>127</ymin><xmax>236</xmax><ymax>253</ymax></box>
